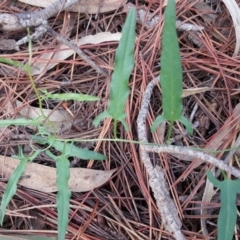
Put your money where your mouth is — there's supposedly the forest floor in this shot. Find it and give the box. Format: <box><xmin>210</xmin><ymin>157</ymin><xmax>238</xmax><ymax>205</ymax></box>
<box><xmin>0</xmin><ymin>0</ymin><xmax>240</xmax><ymax>239</ymax></box>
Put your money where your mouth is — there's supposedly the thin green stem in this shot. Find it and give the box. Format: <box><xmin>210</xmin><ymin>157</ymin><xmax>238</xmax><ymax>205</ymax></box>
<box><xmin>166</xmin><ymin>121</ymin><xmax>173</xmax><ymax>145</ymax></box>
<box><xmin>26</xmin><ymin>28</ymin><xmax>44</xmax><ymax>116</ymax></box>
<box><xmin>114</xmin><ymin>120</ymin><xmax>118</xmax><ymax>139</ymax></box>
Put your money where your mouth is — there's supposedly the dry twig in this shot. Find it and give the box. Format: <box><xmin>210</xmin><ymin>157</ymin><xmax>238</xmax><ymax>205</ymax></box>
<box><xmin>137</xmin><ymin>79</ymin><xmax>185</xmax><ymax>240</ymax></box>
<box><xmin>0</xmin><ymin>0</ymin><xmax>107</xmax><ymax>76</ymax></box>
<box><xmin>0</xmin><ymin>0</ymin><xmax>79</xmax><ymax>31</ymax></box>
<box><xmin>126</xmin><ymin>3</ymin><xmax>204</xmax><ymax>47</ymax></box>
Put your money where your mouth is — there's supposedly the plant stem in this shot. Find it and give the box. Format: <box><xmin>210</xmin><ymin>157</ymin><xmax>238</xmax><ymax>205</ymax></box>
<box><xmin>166</xmin><ymin>121</ymin><xmax>173</xmax><ymax>144</ymax></box>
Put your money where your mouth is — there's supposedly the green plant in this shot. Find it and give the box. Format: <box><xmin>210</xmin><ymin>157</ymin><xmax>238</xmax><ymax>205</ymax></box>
<box><xmin>40</xmin><ymin>89</ymin><xmax>100</xmax><ymax>101</ymax></box>
<box><xmin>0</xmin><ymin>31</ymin><xmax>105</xmax><ymax>240</ymax></box>
<box><xmin>0</xmin><ymin>10</ymin><xmax>137</xmax><ymax>236</ymax></box>
<box><xmin>34</xmin><ymin>134</ymin><xmax>106</xmax><ymax>160</ymax></box>
<box><xmin>1</xmin><ymin>3</ymin><xmax>239</xmax><ymax>240</ymax></box>
<box><xmin>150</xmin><ymin>0</ymin><xmax>193</xmax><ymax>141</ymax></box>
<box><xmin>93</xmin><ymin>8</ymin><xmax>136</xmax><ymax>138</ymax></box>
<box><xmin>0</xmin><ymin>148</ymin><xmax>41</xmax><ymax>224</ymax></box>
<box><xmin>46</xmin><ymin>144</ymin><xmax>71</xmax><ymax>240</ymax></box>
<box><xmin>0</xmin><ymin>10</ymin><xmax>137</xmax><ymax>238</ymax></box>
<box><xmin>207</xmin><ymin>171</ymin><xmax>240</xmax><ymax>240</ymax></box>
<box><xmin>150</xmin><ymin>0</ymin><xmax>240</xmax><ymax>238</ymax></box>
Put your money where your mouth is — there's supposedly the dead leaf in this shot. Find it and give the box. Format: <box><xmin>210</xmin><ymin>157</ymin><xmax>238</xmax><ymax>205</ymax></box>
<box><xmin>0</xmin><ymin>155</ymin><xmax>116</xmax><ymax>192</ymax></box>
<box><xmin>222</xmin><ymin>0</ymin><xmax>240</xmax><ymax>56</ymax></box>
<box><xmin>18</xmin><ymin>0</ymin><xmax>126</xmax><ymax>14</ymax></box>
<box><xmin>16</xmin><ymin>100</ymin><xmax>82</xmax><ymax>133</ymax></box>
<box><xmin>31</xmin><ymin>32</ymin><xmax>121</xmax><ymax>75</ymax></box>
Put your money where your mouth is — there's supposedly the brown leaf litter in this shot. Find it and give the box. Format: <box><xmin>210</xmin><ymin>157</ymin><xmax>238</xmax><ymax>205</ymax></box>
<box><xmin>1</xmin><ymin>0</ymin><xmax>240</xmax><ymax>239</ymax></box>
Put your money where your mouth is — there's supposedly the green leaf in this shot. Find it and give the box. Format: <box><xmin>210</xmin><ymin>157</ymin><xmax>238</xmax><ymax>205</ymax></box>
<box><xmin>151</xmin><ymin>115</ymin><xmax>167</xmax><ymax>133</ymax></box>
<box><xmin>0</xmin><ymin>148</ymin><xmax>40</xmax><ymax>224</ymax></box>
<box><xmin>42</xmin><ymin>91</ymin><xmax>100</xmax><ymax>101</ymax></box>
<box><xmin>207</xmin><ymin>171</ymin><xmax>240</xmax><ymax>240</ymax></box>
<box><xmin>93</xmin><ymin>111</ymin><xmax>111</xmax><ymax>127</ymax></box>
<box><xmin>0</xmin><ymin>118</ymin><xmax>40</xmax><ymax>127</ymax></box>
<box><xmin>178</xmin><ymin>115</ymin><xmax>193</xmax><ymax>135</ymax></box>
<box><xmin>0</xmin><ymin>57</ymin><xmax>29</xmax><ymax>72</ymax></box>
<box><xmin>160</xmin><ymin>0</ymin><xmax>182</xmax><ymax>121</ymax></box>
<box><xmin>36</xmin><ymin>136</ymin><xmax>106</xmax><ymax>160</ymax></box>
<box><xmin>49</xmin><ymin>149</ymin><xmax>71</xmax><ymax>240</ymax></box>
<box><xmin>93</xmin><ymin>8</ymin><xmax>136</xmax><ymax>134</ymax></box>
<box><xmin>151</xmin><ymin>0</ymin><xmax>192</xmax><ymax>135</ymax></box>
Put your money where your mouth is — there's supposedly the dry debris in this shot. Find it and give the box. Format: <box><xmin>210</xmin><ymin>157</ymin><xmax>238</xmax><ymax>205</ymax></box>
<box><xmin>0</xmin><ymin>0</ymin><xmax>240</xmax><ymax>239</ymax></box>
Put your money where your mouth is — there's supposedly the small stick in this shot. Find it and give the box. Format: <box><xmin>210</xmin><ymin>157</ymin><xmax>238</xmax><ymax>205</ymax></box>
<box><xmin>137</xmin><ymin>78</ymin><xmax>185</xmax><ymax>240</ymax></box>
<box><xmin>0</xmin><ymin>0</ymin><xmax>108</xmax><ymax>76</ymax></box>
<box><xmin>46</xmin><ymin>26</ymin><xmax>108</xmax><ymax>76</ymax></box>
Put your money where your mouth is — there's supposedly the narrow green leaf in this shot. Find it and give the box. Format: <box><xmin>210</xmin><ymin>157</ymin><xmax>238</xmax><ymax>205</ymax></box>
<box><xmin>151</xmin><ymin>115</ymin><xmax>167</xmax><ymax>132</ymax></box>
<box><xmin>0</xmin><ymin>118</ymin><xmax>40</xmax><ymax>127</ymax></box>
<box><xmin>49</xmin><ymin>150</ymin><xmax>71</xmax><ymax>240</ymax></box>
<box><xmin>36</xmin><ymin>136</ymin><xmax>106</xmax><ymax>160</ymax></box>
<box><xmin>151</xmin><ymin>0</ymin><xmax>192</xmax><ymax>135</ymax></box>
<box><xmin>42</xmin><ymin>91</ymin><xmax>100</xmax><ymax>101</ymax></box>
<box><xmin>92</xmin><ymin>111</ymin><xmax>111</xmax><ymax>127</ymax></box>
<box><xmin>93</xmin><ymin>8</ymin><xmax>136</xmax><ymax>132</ymax></box>
<box><xmin>160</xmin><ymin>0</ymin><xmax>182</xmax><ymax>121</ymax></box>
<box><xmin>0</xmin><ymin>148</ymin><xmax>40</xmax><ymax>224</ymax></box>
<box><xmin>206</xmin><ymin>170</ymin><xmax>221</xmax><ymax>188</ymax></box>
<box><xmin>0</xmin><ymin>57</ymin><xmax>29</xmax><ymax>72</ymax></box>
<box><xmin>178</xmin><ymin>116</ymin><xmax>193</xmax><ymax>135</ymax></box>
<box><xmin>207</xmin><ymin>171</ymin><xmax>240</xmax><ymax>240</ymax></box>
